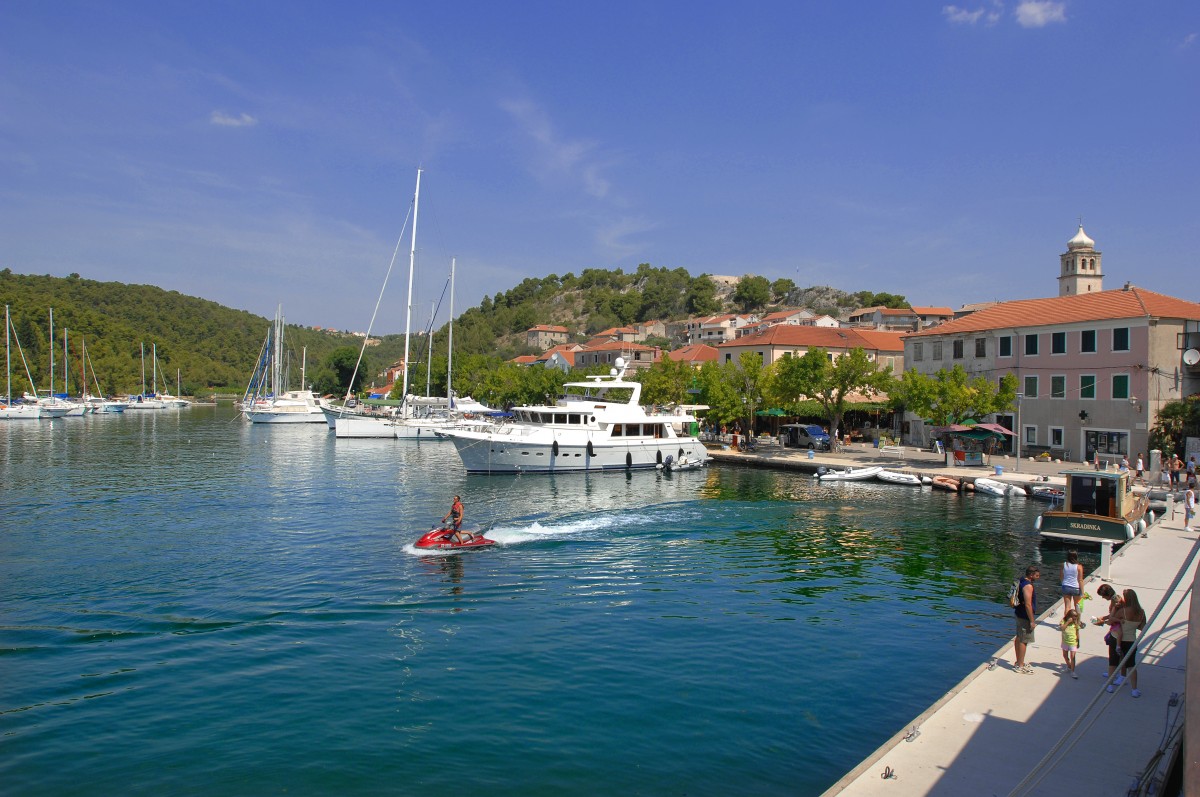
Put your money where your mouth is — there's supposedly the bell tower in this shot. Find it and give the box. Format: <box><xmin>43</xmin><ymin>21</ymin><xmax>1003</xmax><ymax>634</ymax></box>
<box><xmin>1058</xmin><ymin>223</ymin><xmax>1103</xmax><ymax>296</ymax></box>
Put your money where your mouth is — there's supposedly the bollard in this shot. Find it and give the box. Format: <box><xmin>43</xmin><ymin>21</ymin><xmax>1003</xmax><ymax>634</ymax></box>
<box><xmin>1100</xmin><ymin>540</ymin><xmax>1113</xmax><ymax>581</ymax></box>
<box><xmin>807</xmin><ymin>449</ymin><xmax>814</xmax><ymax>460</ymax></box>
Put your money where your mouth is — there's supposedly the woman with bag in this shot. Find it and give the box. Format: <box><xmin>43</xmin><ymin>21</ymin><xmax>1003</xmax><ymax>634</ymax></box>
<box><xmin>1092</xmin><ymin>583</ymin><xmax>1124</xmax><ymax>681</ymax></box>
<box><xmin>1112</xmin><ymin>589</ymin><xmax>1147</xmax><ymax>698</ymax></box>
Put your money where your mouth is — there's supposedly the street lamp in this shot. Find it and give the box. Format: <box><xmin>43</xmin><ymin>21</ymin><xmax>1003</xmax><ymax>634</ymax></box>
<box><xmin>1014</xmin><ymin>393</ymin><xmax>1024</xmax><ymax>473</ymax></box>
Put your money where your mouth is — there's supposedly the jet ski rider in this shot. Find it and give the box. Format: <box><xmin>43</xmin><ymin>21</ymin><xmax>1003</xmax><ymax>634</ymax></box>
<box><xmin>442</xmin><ymin>495</ymin><xmax>475</xmax><ymax>543</ymax></box>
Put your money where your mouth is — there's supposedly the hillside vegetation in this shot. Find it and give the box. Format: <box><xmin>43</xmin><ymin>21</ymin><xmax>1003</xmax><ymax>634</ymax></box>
<box><xmin>0</xmin><ymin>267</ymin><xmax>904</xmax><ymax>396</ymax></box>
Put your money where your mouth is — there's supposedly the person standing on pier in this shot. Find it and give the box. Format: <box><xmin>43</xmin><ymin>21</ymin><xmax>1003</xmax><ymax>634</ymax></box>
<box><xmin>1134</xmin><ymin>453</ymin><xmax>1145</xmax><ymax>486</ymax></box>
<box><xmin>1059</xmin><ymin>609</ymin><xmax>1082</xmax><ymax>679</ymax></box>
<box><xmin>1093</xmin><ymin>583</ymin><xmax>1125</xmax><ymax>681</ymax></box>
<box><xmin>1013</xmin><ymin>566</ymin><xmax>1040</xmax><ymax>674</ymax></box>
<box><xmin>1061</xmin><ymin>551</ymin><xmax>1084</xmax><ymax>613</ymax></box>
<box><xmin>1113</xmin><ymin>589</ymin><xmax>1146</xmax><ymax>698</ymax></box>
<box><xmin>1184</xmin><ymin>486</ymin><xmax>1196</xmax><ymax>532</ymax></box>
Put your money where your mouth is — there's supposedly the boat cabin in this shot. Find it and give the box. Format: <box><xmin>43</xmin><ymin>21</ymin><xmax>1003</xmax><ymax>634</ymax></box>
<box><xmin>1036</xmin><ymin>469</ymin><xmax>1150</xmax><ymax>544</ymax></box>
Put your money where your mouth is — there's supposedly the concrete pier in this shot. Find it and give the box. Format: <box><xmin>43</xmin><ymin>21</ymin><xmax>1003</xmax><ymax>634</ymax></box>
<box><xmin>709</xmin><ymin>440</ymin><xmax>1192</xmax><ymax>794</ymax></box>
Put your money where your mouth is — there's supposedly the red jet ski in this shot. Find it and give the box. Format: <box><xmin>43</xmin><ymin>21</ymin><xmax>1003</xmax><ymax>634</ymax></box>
<box><xmin>414</xmin><ymin>527</ymin><xmax>496</xmax><ymax>551</ymax></box>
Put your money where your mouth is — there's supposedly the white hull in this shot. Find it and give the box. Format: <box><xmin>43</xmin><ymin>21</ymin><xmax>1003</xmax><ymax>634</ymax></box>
<box><xmin>445</xmin><ymin>431</ymin><xmax>707</xmax><ymax>474</ymax></box>
<box><xmin>334</xmin><ymin>415</ymin><xmax>397</xmax><ymax>438</ymax></box>
<box><xmin>126</xmin><ymin>396</ymin><xmax>167</xmax><ymax>409</ymax></box>
<box><xmin>244</xmin><ymin>390</ymin><xmax>326</xmax><ymax>424</ymax></box>
<box><xmin>876</xmin><ymin>470</ymin><xmax>922</xmax><ymax>486</ymax></box>
<box><xmin>974</xmin><ymin>477</ymin><xmax>1021</xmax><ymax>497</ymax></box>
<box><xmin>246</xmin><ymin>407</ymin><xmax>327</xmax><ymax>424</ymax></box>
<box><xmin>0</xmin><ymin>404</ymin><xmax>41</xmax><ymax>420</ymax></box>
<box><xmin>817</xmin><ymin>466</ymin><xmax>884</xmax><ymax>481</ymax></box>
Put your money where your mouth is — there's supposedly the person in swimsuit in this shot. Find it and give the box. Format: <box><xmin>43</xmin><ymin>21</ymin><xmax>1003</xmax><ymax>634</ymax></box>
<box><xmin>442</xmin><ymin>495</ymin><xmax>475</xmax><ymax>543</ymax></box>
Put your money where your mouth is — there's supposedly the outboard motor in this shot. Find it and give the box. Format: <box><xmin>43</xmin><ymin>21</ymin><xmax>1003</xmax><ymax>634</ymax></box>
<box><xmin>816</xmin><ymin>466</ymin><xmax>827</xmax><ymax>477</ymax></box>
<box><xmin>664</xmin><ymin>454</ymin><xmax>675</xmax><ymax>469</ymax></box>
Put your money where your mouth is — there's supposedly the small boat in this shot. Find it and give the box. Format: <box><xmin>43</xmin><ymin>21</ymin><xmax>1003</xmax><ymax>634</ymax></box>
<box><xmin>1028</xmin><ymin>485</ymin><xmax>1066</xmax><ymax>503</ymax></box>
<box><xmin>816</xmin><ymin>465</ymin><xmax>884</xmax><ymax>481</ymax></box>
<box><xmin>973</xmin><ymin>477</ymin><xmax>1022</xmax><ymax>497</ymax></box>
<box><xmin>930</xmin><ymin>475</ymin><xmax>961</xmax><ymax>492</ymax></box>
<box><xmin>876</xmin><ymin>469</ymin><xmax>922</xmax><ymax>486</ymax></box>
<box><xmin>1036</xmin><ymin>469</ymin><xmax>1152</xmax><ymax>544</ymax></box>
<box><xmin>662</xmin><ymin>453</ymin><xmax>704</xmax><ymax>472</ymax></box>
<box><xmin>413</xmin><ymin>527</ymin><xmax>496</xmax><ymax>551</ymax></box>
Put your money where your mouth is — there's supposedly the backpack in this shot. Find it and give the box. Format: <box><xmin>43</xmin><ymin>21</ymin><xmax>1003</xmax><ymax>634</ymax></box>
<box><xmin>1007</xmin><ymin>579</ymin><xmax>1022</xmax><ymax>608</ymax></box>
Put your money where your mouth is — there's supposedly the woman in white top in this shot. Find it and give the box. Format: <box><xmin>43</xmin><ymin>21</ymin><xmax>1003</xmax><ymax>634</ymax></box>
<box><xmin>1185</xmin><ymin>487</ymin><xmax>1196</xmax><ymax>532</ymax></box>
<box><xmin>1061</xmin><ymin>550</ymin><xmax>1084</xmax><ymax>613</ymax></box>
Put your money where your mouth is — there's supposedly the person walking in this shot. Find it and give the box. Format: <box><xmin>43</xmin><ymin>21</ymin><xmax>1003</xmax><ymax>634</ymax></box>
<box><xmin>1113</xmin><ymin>589</ymin><xmax>1147</xmax><ymax>698</ymax></box>
<box><xmin>1061</xmin><ymin>551</ymin><xmax>1084</xmax><ymax>613</ymax></box>
<box><xmin>1134</xmin><ymin>453</ymin><xmax>1145</xmax><ymax>486</ymax></box>
<box><xmin>1185</xmin><ymin>486</ymin><xmax>1196</xmax><ymax>532</ymax></box>
<box><xmin>1013</xmin><ymin>566</ymin><xmax>1040</xmax><ymax>674</ymax></box>
<box><xmin>1171</xmin><ymin>454</ymin><xmax>1184</xmax><ymax>487</ymax></box>
<box><xmin>1059</xmin><ymin>609</ymin><xmax>1082</xmax><ymax>679</ymax></box>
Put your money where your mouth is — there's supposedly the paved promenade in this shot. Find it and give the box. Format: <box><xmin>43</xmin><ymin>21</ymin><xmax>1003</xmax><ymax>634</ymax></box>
<box><xmin>709</xmin><ymin>441</ymin><xmax>1192</xmax><ymax>795</ymax></box>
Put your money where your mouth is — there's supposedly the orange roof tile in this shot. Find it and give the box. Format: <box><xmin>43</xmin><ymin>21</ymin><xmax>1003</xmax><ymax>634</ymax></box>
<box><xmin>716</xmin><ymin>325</ymin><xmax>905</xmax><ymax>352</ymax></box>
<box><xmin>907</xmin><ymin>286</ymin><xmax>1200</xmax><ymax>337</ymax></box>
<box><xmin>667</xmin><ymin>344</ymin><xmax>720</xmax><ymax>363</ymax></box>
<box><xmin>911</xmin><ymin>306</ymin><xmax>954</xmax><ymax>316</ymax></box>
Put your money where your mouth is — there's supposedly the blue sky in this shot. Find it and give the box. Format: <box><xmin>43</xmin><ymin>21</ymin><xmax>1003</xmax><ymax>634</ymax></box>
<box><xmin>1</xmin><ymin>1</ymin><xmax>1196</xmax><ymax>334</ymax></box>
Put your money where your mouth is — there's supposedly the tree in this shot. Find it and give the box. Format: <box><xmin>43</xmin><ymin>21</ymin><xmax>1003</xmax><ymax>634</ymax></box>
<box><xmin>637</xmin><ymin>356</ymin><xmax>694</xmax><ymax>405</ymax></box>
<box><xmin>317</xmin><ymin>346</ymin><xmax>369</xmax><ymax>397</ymax></box>
<box><xmin>686</xmin><ymin>276</ymin><xmax>721</xmax><ymax>316</ymax></box>
<box><xmin>890</xmin><ymin>365</ymin><xmax>1018</xmax><ymax>426</ymax></box>
<box><xmin>732</xmin><ymin>275</ymin><xmax>771</xmax><ymax>313</ymax></box>
<box><xmin>771</xmin><ymin>278</ymin><xmax>796</xmax><ymax>303</ymax></box>
<box><xmin>697</xmin><ymin>353</ymin><xmax>772</xmax><ymax>433</ymax></box>
<box><xmin>772</xmin><ymin>347</ymin><xmax>893</xmax><ymax>437</ymax></box>
<box><xmin>1149</xmin><ymin>396</ymin><xmax>1200</xmax><ymax>457</ymax></box>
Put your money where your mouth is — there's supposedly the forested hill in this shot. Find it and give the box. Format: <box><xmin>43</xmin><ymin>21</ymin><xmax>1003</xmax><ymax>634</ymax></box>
<box><xmin>0</xmin><ymin>270</ymin><xmax>393</xmax><ymax>395</ymax></box>
<box><xmin>0</xmin><ymin>267</ymin><xmax>904</xmax><ymax>396</ymax></box>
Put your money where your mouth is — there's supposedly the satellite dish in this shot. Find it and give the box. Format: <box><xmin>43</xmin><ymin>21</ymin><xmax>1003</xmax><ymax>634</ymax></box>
<box><xmin>1185</xmin><ymin>349</ymin><xmax>1200</xmax><ymax>366</ymax></box>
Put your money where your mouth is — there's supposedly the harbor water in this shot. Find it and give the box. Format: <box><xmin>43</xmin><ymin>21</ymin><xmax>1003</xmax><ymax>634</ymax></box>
<box><xmin>0</xmin><ymin>406</ymin><xmax>1079</xmax><ymax>795</ymax></box>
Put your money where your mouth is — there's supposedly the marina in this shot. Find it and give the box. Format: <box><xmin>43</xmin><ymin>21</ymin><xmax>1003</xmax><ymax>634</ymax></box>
<box><xmin>2</xmin><ymin>404</ymin><xmax>1087</xmax><ymax>796</ymax></box>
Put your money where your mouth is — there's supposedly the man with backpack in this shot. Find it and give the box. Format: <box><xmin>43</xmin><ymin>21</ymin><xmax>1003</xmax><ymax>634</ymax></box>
<box><xmin>1013</xmin><ymin>566</ymin><xmax>1041</xmax><ymax>673</ymax></box>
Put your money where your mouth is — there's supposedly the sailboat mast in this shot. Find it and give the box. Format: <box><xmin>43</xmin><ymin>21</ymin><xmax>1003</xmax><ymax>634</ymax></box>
<box><xmin>63</xmin><ymin>328</ymin><xmax>69</xmax><ymax>396</ymax></box>
<box><xmin>400</xmin><ymin>169</ymin><xmax>421</xmax><ymax>406</ymax></box>
<box><xmin>5</xmin><ymin>305</ymin><xmax>10</xmax><ymax>406</ymax></box>
<box><xmin>425</xmin><ymin>303</ymin><xmax>434</xmax><ymax>398</ymax></box>
<box><xmin>448</xmin><ymin>258</ymin><xmax>455</xmax><ymax>407</ymax></box>
<box><xmin>48</xmin><ymin>308</ymin><xmax>54</xmax><ymax>398</ymax></box>
<box><xmin>152</xmin><ymin>344</ymin><xmax>158</xmax><ymax>397</ymax></box>
<box><xmin>140</xmin><ymin>342</ymin><xmax>146</xmax><ymax>396</ymax></box>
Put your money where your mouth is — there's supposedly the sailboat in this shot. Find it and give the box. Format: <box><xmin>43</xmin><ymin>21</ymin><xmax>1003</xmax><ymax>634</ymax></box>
<box><xmin>126</xmin><ymin>343</ymin><xmax>167</xmax><ymax>409</ymax></box>
<box><xmin>243</xmin><ymin>307</ymin><xmax>326</xmax><ymax>424</ymax></box>
<box><xmin>79</xmin><ymin>336</ymin><xmax>127</xmax><ymax>413</ymax></box>
<box><xmin>1</xmin><ymin>305</ymin><xmax>42</xmax><ymax>420</ymax></box>
<box><xmin>31</xmin><ymin>310</ymin><xmax>84</xmax><ymax>417</ymax></box>
<box><xmin>154</xmin><ymin>352</ymin><xmax>190</xmax><ymax>408</ymax></box>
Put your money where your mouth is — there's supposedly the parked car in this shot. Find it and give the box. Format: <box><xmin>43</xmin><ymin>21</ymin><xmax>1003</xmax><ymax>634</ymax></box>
<box><xmin>781</xmin><ymin>423</ymin><xmax>831</xmax><ymax>450</ymax></box>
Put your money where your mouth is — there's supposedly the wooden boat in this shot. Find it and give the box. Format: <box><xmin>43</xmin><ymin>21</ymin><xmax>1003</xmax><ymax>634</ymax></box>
<box><xmin>876</xmin><ymin>469</ymin><xmax>922</xmax><ymax>486</ymax></box>
<box><xmin>1036</xmin><ymin>469</ymin><xmax>1152</xmax><ymax>544</ymax></box>
<box><xmin>930</xmin><ymin>475</ymin><xmax>961</xmax><ymax>492</ymax></box>
<box><xmin>816</xmin><ymin>465</ymin><xmax>883</xmax><ymax>481</ymax></box>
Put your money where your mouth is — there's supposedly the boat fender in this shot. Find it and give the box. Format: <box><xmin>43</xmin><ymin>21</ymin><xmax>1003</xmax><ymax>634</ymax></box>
<box><xmin>626</xmin><ymin>452</ymin><xmax>632</xmax><ymax>469</ymax></box>
<box><xmin>679</xmin><ymin>447</ymin><xmax>685</xmax><ymax>459</ymax></box>
<box><xmin>587</xmin><ymin>441</ymin><xmax>595</xmax><ymax>458</ymax></box>
<box><xmin>1034</xmin><ymin>516</ymin><xmax>1042</xmax><ymax>531</ymax></box>
<box><xmin>552</xmin><ymin>440</ymin><xmax>559</xmax><ymax>457</ymax></box>
<box><xmin>1123</xmin><ymin>523</ymin><xmax>1134</xmax><ymax>540</ymax></box>
<box><xmin>656</xmin><ymin>450</ymin><xmax>662</xmax><ymax>465</ymax></box>
<box><xmin>664</xmin><ymin>454</ymin><xmax>674</xmax><ymax>469</ymax></box>
<box><xmin>1147</xmin><ymin>510</ymin><xmax>1155</xmax><ymax>525</ymax></box>
<box><xmin>1137</xmin><ymin>518</ymin><xmax>1147</xmax><ymax>535</ymax></box>
<box><xmin>816</xmin><ymin>466</ymin><xmax>827</xmax><ymax>478</ymax></box>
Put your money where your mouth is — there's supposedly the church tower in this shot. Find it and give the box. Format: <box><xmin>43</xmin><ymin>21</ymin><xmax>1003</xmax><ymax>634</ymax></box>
<box><xmin>1058</xmin><ymin>224</ymin><xmax>1103</xmax><ymax>296</ymax></box>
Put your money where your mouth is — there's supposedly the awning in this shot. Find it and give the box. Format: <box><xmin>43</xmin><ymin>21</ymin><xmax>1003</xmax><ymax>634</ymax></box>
<box><xmin>975</xmin><ymin>422</ymin><xmax>1016</xmax><ymax>436</ymax></box>
<box><xmin>756</xmin><ymin>408</ymin><xmax>788</xmax><ymax>417</ymax></box>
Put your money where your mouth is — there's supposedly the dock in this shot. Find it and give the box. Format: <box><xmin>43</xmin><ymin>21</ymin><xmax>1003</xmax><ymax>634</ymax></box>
<box><xmin>709</xmin><ymin>440</ymin><xmax>1195</xmax><ymax>794</ymax></box>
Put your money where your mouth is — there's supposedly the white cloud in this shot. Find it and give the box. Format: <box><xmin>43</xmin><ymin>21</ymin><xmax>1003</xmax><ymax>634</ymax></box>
<box><xmin>943</xmin><ymin>3</ymin><xmax>1001</xmax><ymax>25</ymax></box>
<box><xmin>499</xmin><ymin>96</ymin><xmax>611</xmax><ymax>199</ymax></box>
<box><xmin>1182</xmin><ymin>32</ymin><xmax>1197</xmax><ymax>49</ymax></box>
<box><xmin>209</xmin><ymin>110</ymin><xmax>258</xmax><ymax>128</ymax></box>
<box><xmin>1015</xmin><ymin>1</ymin><xmax>1067</xmax><ymax>28</ymax></box>
<box><xmin>944</xmin><ymin>6</ymin><xmax>986</xmax><ymax>24</ymax></box>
